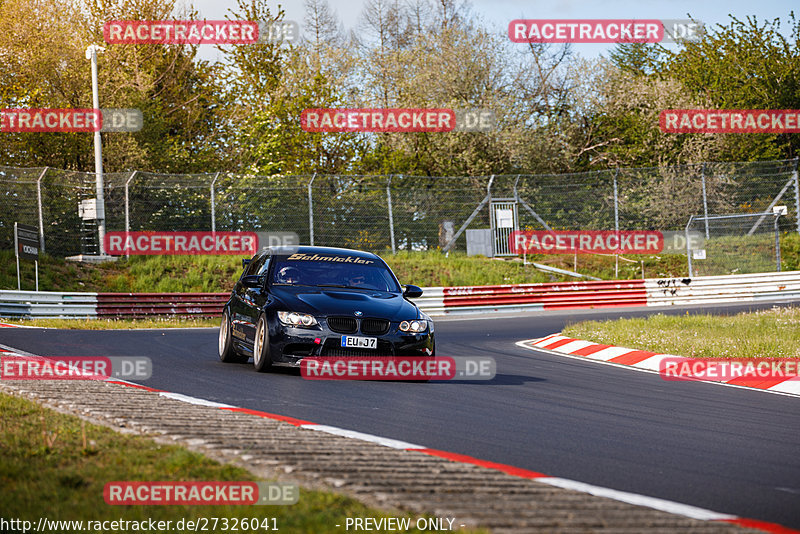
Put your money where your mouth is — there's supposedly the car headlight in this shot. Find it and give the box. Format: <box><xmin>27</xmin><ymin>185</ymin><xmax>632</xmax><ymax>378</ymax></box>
<box><xmin>420</xmin><ymin>311</ymin><xmax>434</xmax><ymax>333</ymax></box>
<box><xmin>399</xmin><ymin>319</ymin><xmax>427</xmax><ymax>333</ymax></box>
<box><xmin>278</xmin><ymin>311</ymin><xmax>318</xmax><ymax>327</ymax></box>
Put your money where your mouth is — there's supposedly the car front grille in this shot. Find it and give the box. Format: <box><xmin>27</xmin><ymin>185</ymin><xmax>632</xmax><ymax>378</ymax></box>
<box><xmin>360</xmin><ymin>318</ymin><xmax>390</xmax><ymax>335</ymax></box>
<box><xmin>327</xmin><ymin>316</ymin><xmax>358</xmax><ymax>334</ymax></box>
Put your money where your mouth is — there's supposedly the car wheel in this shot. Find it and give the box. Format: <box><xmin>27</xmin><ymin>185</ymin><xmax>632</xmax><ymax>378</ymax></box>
<box><xmin>253</xmin><ymin>314</ymin><xmax>273</xmax><ymax>373</ymax></box>
<box><xmin>219</xmin><ymin>310</ymin><xmax>248</xmax><ymax>363</ymax></box>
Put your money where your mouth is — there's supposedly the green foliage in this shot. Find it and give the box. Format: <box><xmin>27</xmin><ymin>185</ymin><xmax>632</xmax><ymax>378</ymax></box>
<box><xmin>0</xmin><ymin>0</ymin><xmax>242</xmax><ymax>173</ymax></box>
<box><xmin>245</xmin><ymin>69</ymin><xmax>366</xmax><ymax>175</ymax></box>
<box><xmin>781</xmin><ymin>232</ymin><xmax>800</xmax><ymax>271</ymax></box>
<box><xmin>0</xmin><ymin>0</ymin><xmax>94</xmax><ymax>169</ymax></box>
<box><xmin>2</xmin><ymin>2</ymin><xmax>799</xmax><ymax>177</ymax></box>
<box><xmin>663</xmin><ymin>14</ymin><xmax>800</xmax><ymax>161</ymax></box>
<box><xmin>608</xmin><ymin>43</ymin><xmax>666</xmax><ymax>76</ymax></box>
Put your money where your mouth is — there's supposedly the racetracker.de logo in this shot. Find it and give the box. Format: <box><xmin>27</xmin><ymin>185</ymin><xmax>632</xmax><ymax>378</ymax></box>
<box><xmin>510</xmin><ymin>231</ymin><xmax>664</xmax><ymax>255</ymax></box>
<box><xmin>1</xmin><ymin>109</ymin><xmax>101</xmax><ymax>132</ymax></box>
<box><xmin>104</xmin><ymin>20</ymin><xmax>258</xmax><ymax>44</ymax></box>
<box><xmin>660</xmin><ymin>109</ymin><xmax>800</xmax><ymax>133</ymax></box>
<box><xmin>1</xmin><ymin>108</ymin><xmax>143</xmax><ymax>133</ymax></box>
<box><xmin>508</xmin><ymin>19</ymin><xmax>703</xmax><ymax>43</ymax></box>
<box><xmin>300</xmin><ymin>109</ymin><xmax>496</xmax><ymax>133</ymax></box>
<box><xmin>509</xmin><ymin>19</ymin><xmax>662</xmax><ymax>43</ymax></box>
<box><xmin>302</xmin><ymin>108</ymin><xmax>454</xmax><ymax>133</ymax></box>
<box><xmin>300</xmin><ymin>356</ymin><xmax>496</xmax><ymax>381</ymax></box>
<box><xmin>302</xmin><ymin>356</ymin><xmax>455</xmax><ymax>380</ymax></box>
<box><xmin>103</xmin><ymin>482</ymin><xmax>298</xmax><ymax>505</ymax></box>
<box><xmin>659</xmin><ymin>358</ymin><xmax>800</xmax><ymax>381</ymax></box>
<box><xmin>104</xmin><ymin>231</ymin><xmax>258</xmax><ymax>256</ymax></box>
<box><xmin>1</xmin><ymin>356</ymin><xmax>151</xmax><ymax>380</ymax></box>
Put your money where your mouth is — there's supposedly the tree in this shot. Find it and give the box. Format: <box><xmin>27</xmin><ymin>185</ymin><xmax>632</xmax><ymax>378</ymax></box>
<box><xmin>0</xmin><ymin>0</ymin><xmax>93</xmax><ymax>169</ymax></box>
<box><xmin>608</xmin><ymin>43</ymin><xmax>666</xmax><ymax>76</ymax></box>
<box><xmin>581</xmin><ymin>60</ymin><xmax>724</xmax><ymax>167</ymax></box>
<box><xmin>664</xmin><ymin>14</ymin><xmax>800</xmax><ymax>160</ymax></box>
<box><xmin>222</xmin><ymin>0</ymin><xmax>368</xmax><ymax>176</ymax></box>
<box><xmin>0</xmin><ymin>0</ymin><xmax>233</xmax><ymax>173</ymax></box>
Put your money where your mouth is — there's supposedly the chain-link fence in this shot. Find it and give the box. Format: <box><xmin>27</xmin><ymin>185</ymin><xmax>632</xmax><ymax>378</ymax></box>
<box><xmin>1</xmin><ymin>159</ymin><xmax>798</xmax><ymax>258</ymax></box>
<box><xmin>686</xmin><ymin>212</ymin><xmax>783</xmax><ymax>277</ymax></box>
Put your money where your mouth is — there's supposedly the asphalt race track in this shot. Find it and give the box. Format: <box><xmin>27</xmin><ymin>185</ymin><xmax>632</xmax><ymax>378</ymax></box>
<box><xmin>2</xmin><ymin>302</ymin><xmax>799</xmax><ymax>529</ymax></box>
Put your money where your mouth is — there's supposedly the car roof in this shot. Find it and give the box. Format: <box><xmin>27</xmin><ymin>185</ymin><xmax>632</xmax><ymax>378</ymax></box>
<box><xmin>266</xmin><ymin>245</ymin><xmax>381</xmax><ymax>260</ymax></box>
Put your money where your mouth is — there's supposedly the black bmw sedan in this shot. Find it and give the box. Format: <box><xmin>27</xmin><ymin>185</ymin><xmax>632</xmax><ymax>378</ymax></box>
<box><xmin>218</xmin><ymin>245</ymin><xmax>435</xmax><ymax>372</ymax></box>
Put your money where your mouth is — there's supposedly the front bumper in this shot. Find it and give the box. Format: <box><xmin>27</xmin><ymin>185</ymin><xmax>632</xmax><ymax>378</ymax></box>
<box><xmin>267</xmin><ymin>316</ymin><xmax>435</xmax><ymax>366</ymax></box>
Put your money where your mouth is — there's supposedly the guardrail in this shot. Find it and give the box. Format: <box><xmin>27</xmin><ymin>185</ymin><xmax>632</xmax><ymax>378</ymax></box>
<box><xmin>96</xmin><ymin>293</ymin><xmax>228</xmax><ymax>317</ymax></box>
<box><xmin>413</xmin><ymin>280</ymin><xmax>647</xmax><ymax>315</ymax></box>
<box><xmin>645</xmin><ymin>272</ymin><xmax>800</xmax><ymax>306</ymax></box>
<box><xmin>1</xmin><ymin>271</ymin><xmax>799</xmax><ymax>319</ymax></box>
<box><xmin>0</xmin><ymin>291</ymin><xmax>97</xmax><ymax>317</ymax></box>
<box><xmin>0</xmin><ymin>291</ymin><xmax>227</xmax><ymax>319</ymax></box>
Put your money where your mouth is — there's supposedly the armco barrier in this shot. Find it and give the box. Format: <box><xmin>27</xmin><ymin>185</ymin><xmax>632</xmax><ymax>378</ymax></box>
<box><xmin>414</xmin><ymin>280</ymin><xmax>647</xmax><ymax>315</ymax></box>
<box><xmin>645</xmin><ymin>272</ymin><xmax>800</xmax><ymax>306</ymax></box>
<box><xmin>1</xmin><ymin>271</ymin><xmax>799</xmax><ymax>319</ymax></box>
<box><xmin>96</xmin><ymin>293</ymin><xmax>228</xmax><ymax>317</ymax></box>
<box><xmin>0</xmin><ymin>291</ymin><xmax>227</xmax><ymax>319</ymax></box>
<box><xmin>415</xmin><ymin>271</ymin><xmax>800</xmax><ymax>314</ymax></box>
<box><xmin>0</xmin><ymin>290</ymin><xmax>97</xmax><ymax>317</ymax></box>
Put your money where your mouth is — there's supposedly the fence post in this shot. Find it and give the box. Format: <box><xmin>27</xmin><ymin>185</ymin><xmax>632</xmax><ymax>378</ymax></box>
<box><xmin>210</xmin><ymin>172</ymin><xmax>220</xmax><ymax>232</ymax></box>
<box><xmin>387</xmin><ymin>176</ymin><xmax>396</xmax><ymax>253</ymax></box>
<box><xmin>793</xmin><ymin>159</ymin><xmax>800</xmax><ymax>235</ymax></box>
<box><xmin>613</xmin><ymin>168</ymin><xmax>620</xmax><ymax>278</ymax></box>
<box><xmin>308</xmin><ymin>174</ymin><xmax>316</xmax><ymax>245</ymax></box>
<box><xmin>36</xmin><ymin>167</ymin><xmax>48</xmax><ymax>254</ymax></box>
<box><xmin>613</xmin><ymin>168</ymin><xmax>620</xmax><ymax>232</ymax></box>
<box><xmin>124</xmin><ymin>170</ymin><xmax>137</xmax><ymax>258</ymax></box>
<box><xmin>686</xmin><ymin>216</ymin><xmax>694</xmax><ymax>277</ymax></box>
<box><xmin>775</xmin><ymin>214</ymin><xmax>782</xmax><ymax>271</ymax></box>
<box><xmin>701</xmin><ymin>163</ymin><xmax>710</xmax><ymax>239</ymax></box>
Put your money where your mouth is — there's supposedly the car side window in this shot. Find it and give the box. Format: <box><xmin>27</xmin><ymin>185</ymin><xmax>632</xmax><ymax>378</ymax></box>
<box><xmin>244</xmin><ymin>254</ymin><xmax>266</xmax><ymax>276</ymax></box>
<box><xmin>257</xmin><ymin>255</ymin><xmax>271</xmax><ymax>276</ymax></box>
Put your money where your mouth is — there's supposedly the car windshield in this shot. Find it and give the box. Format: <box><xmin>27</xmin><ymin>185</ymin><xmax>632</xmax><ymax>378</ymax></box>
<box><xmin>271</xmin><ymin>254</ymin><xmax>401</xmax><ymax>292</ymax></box>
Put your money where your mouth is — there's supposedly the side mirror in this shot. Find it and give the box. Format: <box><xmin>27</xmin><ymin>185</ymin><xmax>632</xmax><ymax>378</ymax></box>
<box><xmin>242</xmin><ymin>258</ymin><xmax>252</xmax><ymax>269</ymax></box>
<box><xmin>241</xmin><ymin>275</ymin><xmax>263</xmax><ymax>289</ymax></box>
<box><xmin>403</xmin><ymin>284</ymin><xmax>423</xmax><ymax>298</ymax></box>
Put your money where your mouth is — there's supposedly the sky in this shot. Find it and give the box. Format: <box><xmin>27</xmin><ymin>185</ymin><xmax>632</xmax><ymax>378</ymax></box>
<box><xmin>189</xmin><ymin>0</ymin><xmax>798</xmax><ymax>62</ymax></box>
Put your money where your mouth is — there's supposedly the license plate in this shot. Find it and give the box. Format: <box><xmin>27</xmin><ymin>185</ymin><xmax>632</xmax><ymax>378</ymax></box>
<box><xmin>341</xmin><ymin>336</ymin><xmax>377</xmax><ymax>349</ymax></box>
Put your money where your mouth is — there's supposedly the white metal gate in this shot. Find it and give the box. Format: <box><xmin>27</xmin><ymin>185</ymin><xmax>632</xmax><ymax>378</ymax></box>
<box><xmin>490</xmin><ymin>200</ymin><xmax>518</xmax><ymax>256</ymax></box>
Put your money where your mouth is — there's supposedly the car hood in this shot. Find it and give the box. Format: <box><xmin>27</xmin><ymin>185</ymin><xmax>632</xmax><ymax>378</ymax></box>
<box><xmin>269</xmin><ymin>286</ymin><xmax>420</xmax><ymax>321</ymax></box>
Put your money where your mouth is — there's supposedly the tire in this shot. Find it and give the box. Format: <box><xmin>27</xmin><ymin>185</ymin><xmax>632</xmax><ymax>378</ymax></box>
<box><xmin>253</xmin><ymin>314</ymin><xmax>273</xmax><ymax>373</ymax></box>
<box><xmin>219</xmin><ymin>310</ymin><xmax>248</xmax><ymax>363</ymax></box>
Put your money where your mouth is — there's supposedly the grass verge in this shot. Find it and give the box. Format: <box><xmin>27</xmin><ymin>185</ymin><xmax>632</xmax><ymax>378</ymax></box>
<box><xmin>0</xmin><ymin>317</ymin><xmax>219</xmax><ymax>329</ymax></box>
<box><xmin>0</xmin><ymin>392</ymin><xmax>479</xmax><ymax>533</ymax></box>
<box><xmin>1</xmin><ymin>248</ymin><xmax>693</xmax><ymax>292</ymax></box>
<box><xmin>562</xmin><ymin>306</ymin><xmax>800</xmax><ymax>359</ymax></box>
